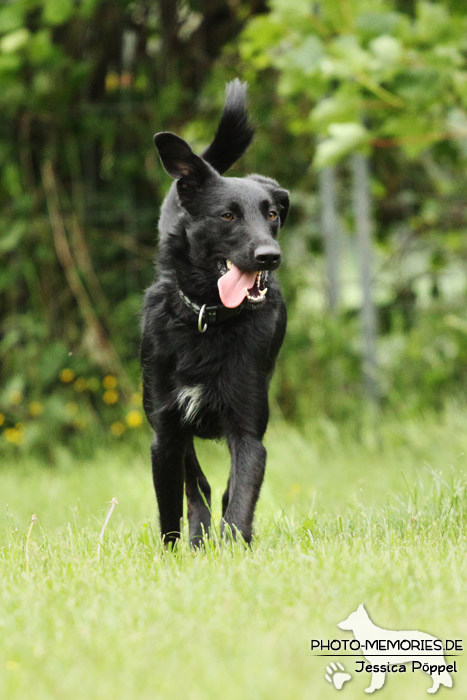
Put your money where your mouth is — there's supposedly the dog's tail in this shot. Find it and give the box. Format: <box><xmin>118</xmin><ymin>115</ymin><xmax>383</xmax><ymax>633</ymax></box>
<box><xmin>201</xmin><ymin>79</ymin><xmax>254</xmax><ymax>175</ymax></box>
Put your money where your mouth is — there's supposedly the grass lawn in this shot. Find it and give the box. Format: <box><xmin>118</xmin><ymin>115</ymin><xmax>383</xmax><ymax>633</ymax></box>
<box><xmin>1</xmin><ymin>404</ymin><xmax>466</xmax><ymax>699</ymax></box>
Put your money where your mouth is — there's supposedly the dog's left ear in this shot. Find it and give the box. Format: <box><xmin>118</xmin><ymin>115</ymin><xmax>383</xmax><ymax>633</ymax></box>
<box><xmin>154</xmin><ymin>132</ymin><xmax>215</xmax><ymax>210</ymax></box>
<box><xmin>248</xmin><ymin>175</ymin><xmax>289</xmax><ymax>226</ymax></box>
<box><xmin>272</xmin><ymin>187</ymin><xmax>289</xmax><ymax>227</ymax></box>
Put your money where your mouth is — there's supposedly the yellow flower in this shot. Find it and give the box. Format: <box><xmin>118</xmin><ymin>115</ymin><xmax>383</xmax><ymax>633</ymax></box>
<box><xmin>0</xmin><ymin>412</ymin><xmax>4</xmax><ymax>426</ymax></box>
<box><xmin>29</xmin><ymin>402</ymin><xmax>43</xmax><ymax>417</ymax></box>
<box><xmin>86</xmin><ymin>377</ymin><xmax>99</xmax><ymax>392</ymax></box>
<box><xmin>103</xmin><ymin>375</ymin><xmax>118</xmax><ymax>390</ymax></box>
<box><xmin>74</xmin><ymin>377</ymin><xmax>87</xmax><ymax>392</ymax></box>
<box><xmin>60</xmin><ymin>368</ymin><xmax>75</xmax><ymax>383</ymax></box>
<box><xmin>105</xmin><ymin>72</ymin><xmax>119</xmax><ymax>92</ymax></box>
<box><xmin>110</xmin><ymin>421</ymin><xmax>125</xmax><ymax>437</ymax></box>
<box><xmin>4</xmin><ymin>427</ymin><xmax>23</xmax><ymax>444</ymax></box>
<box><xmin>9</xmin><ymin>390</ymin><xmax>23</xmax><ymax>405</ymax></box>
<box><xmin>126</xmin><ymin>410</ymin><xmax>143</xmax><ymax>428</ymax></box>
<box><xmin>65</xmin><ymin>402</ymin><xmax>79</xmax><ymax>416</ymax></box>
<box><xmin>130</xmin><ymin>391</ymin><xmax>142</xmax><ymax>406</ymax></box>
<box><xmin>103</xmin><ymin>389</ymin><xmax>119</xmax><ymax>405</ymax></box>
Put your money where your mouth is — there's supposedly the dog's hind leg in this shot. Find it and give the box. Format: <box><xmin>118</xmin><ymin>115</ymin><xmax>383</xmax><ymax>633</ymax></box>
<box><xmin>151</xmin><ymin>426</ymin><xmax>186</xmax><ymax>546</ymax></box>
<box><xmin>427</xmin><ymin>667</ymin><xmax>452</xmax><ymax>693</ymax></box>
<box><xmin>221</xmin><ymin>476</ymin><xmax>230</xmax><ymax>517</ymax></box>
<box><xmin>185</xmin><ymin>438</ymin><xmax>211</xmax><ymax>545</ymax></box>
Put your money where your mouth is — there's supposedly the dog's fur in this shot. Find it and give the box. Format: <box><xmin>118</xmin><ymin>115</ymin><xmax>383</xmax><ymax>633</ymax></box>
<box><xmin>141</xmin><ymin>80</ymin><xmax>289</xmax><ymax>545</ymax></box>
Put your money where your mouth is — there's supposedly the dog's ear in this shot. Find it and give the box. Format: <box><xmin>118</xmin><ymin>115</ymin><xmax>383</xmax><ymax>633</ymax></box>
<box><xmin>154</xmin><ymin>132</ymin><xmax>215</xmax><ymax>211</ymax></box>
<box><xmin>272</xmin><ymin>187</ymin><xmax>290</xmax><ymax>226</ymax></box>
<box><xmin>247</xmin><ymin>175</ymin><xmax>289</xmax><ymax>226</ymax></box>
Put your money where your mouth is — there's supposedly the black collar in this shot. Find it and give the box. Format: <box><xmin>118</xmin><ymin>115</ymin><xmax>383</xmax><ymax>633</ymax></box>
<box><xmin>178</xmin><ymin>289</ymin><xmax>243</xmax><ymax>332</ymax></box>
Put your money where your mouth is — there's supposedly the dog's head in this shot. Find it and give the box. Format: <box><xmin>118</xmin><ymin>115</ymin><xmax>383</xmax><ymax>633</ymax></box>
<box><xmin>337</xmin><ymin>603</ymin><xmax>369</xmax><ymax>631</ymax></box>
<box><xmin>154</xmin><ymin>132</ymin><xmax>289</xmax><ymax>308</ymax></box>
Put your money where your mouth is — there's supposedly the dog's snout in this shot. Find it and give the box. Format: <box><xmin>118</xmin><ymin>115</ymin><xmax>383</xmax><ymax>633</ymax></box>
<box><xmin>254</xmin><ymin>245</ymin><xmax>281</xmax><ymax>270</ymax></box>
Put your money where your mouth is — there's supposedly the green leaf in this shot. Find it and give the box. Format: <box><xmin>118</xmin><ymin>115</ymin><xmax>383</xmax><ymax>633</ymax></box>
<box><xmin>79</xmin><ymin>0</ymin><xmax>100</xmax><ymax>18</ymax></box>
<box><xmin>28</xmin><ymin>30</ymin><xmax>56</xmax><ymax>64</ymax></box>
<box><xmin>0</xmin><ymin>54</ymin><xmax>21</xmax><ymax>73</ymax></box>
<box><xmin>3</xmin><ymin>162</ymin><xmax>22</xmax><ymax>198</ymax></box>
<box><xmin>0</xmin><ymin>375</ymin><xmax>25</xmax><ymax>405</ymax></box>
<box><xmin>0</xmin><ymin>29</ymin><xmax>30</xmax><ymax>54</ymax></box>
<box><xmin>270</xmin><ymin>0</ymin><xmax>310</xmax><ymax>14</ymax></box>
<box><xmin>37</xmin><ymin>342</ymin><xmax>69</xmax><ymax>385</ymax></box>
<box><xmin>356</xmin><ymin>11</ymin><xmax>406</xmax><ymax>39</ymax></box>
<box><xmin>0</xmin><ymin>5</ymin><xmax>25</xmax><ymax>33</ymax></box>
<box><xmin>310</xmin><ymin>93</ymin><xmax>360</xmax><ymax>131</ymax></box>
<box><xmin>33</xmin><ymin>71</ymin><xmax>54</xmax><ymax>96</ymax></box>
<box><xmin>330</xmin><ymin>36</ymin><xmax>372</xmax><ymax>75</ymax></box>
<box><xmin>369</xmin><ymin>35</ymin><xmax>402</xmax><ymax>65</ymax></box>
<box><xmin>0</xmin><ymin>221</ymin><xmax>27</xmax><ymax>253</ymax></box>
<box><xmin>453</xmin><ymin>71</ymin><xmax>467</xmax><ymax>107</ymax></box>
<box><xmin>446</xmin><ymin>108</ymin><xmax>467</xmax><ymax>158</ymax></box>
<box><xmin>314</xmin><ymin>123</ymin><xmax>370</xmax><ymax>168</ymax></box>
<box><xmin>239</xmin><ymin>16</ymin><xmax>286</xmax><ymax>68</ymax></box>
<box><xmin>415</xmin><ymin>1</ymin><xmax>452</xmax><ymax>43</ymax></box>
<box><xmin>276</xmin><ymin>36</ymin><xmax>323</xmax><ymax>75</ymax></box>
<box><xmin>43</xmin><ymin>0</ymin><xmax>74</xmax><ymax>26</ymax></box>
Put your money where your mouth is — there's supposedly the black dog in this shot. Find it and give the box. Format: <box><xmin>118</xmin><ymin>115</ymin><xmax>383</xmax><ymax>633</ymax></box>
<box><xmin>141</xmin><ymin>80</ymin><xmax>289</xmax><ymax>545</ymax></box>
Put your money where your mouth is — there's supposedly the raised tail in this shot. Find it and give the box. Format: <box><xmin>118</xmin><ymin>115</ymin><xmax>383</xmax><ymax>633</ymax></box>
<box><xmin>201</xmin><ymin>79</ymin><xmax>255</xmax><ymax>175</ymax></box>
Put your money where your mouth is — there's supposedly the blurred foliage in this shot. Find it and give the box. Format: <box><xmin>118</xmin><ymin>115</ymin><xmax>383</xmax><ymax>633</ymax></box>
<box><xmin>241</xmin><ymin>0</ymin><xmax>467</xmax><ymax>163</ymax></box>
<box><xmin>0</xmin><ymin>0</ymin><xmax>466</xmax><ymax>454</ymax></box>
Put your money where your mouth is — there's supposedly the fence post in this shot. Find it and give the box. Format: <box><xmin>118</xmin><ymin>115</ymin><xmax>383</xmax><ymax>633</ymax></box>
<box><xmin>319</xmin><ymin>166</ymin><xmax>341</xmax><ymax>313</ymax></box>
<box><xmin>351</xmin><ymin>153</ymin><xmax>380</xmax><ymax>403</ymax></box>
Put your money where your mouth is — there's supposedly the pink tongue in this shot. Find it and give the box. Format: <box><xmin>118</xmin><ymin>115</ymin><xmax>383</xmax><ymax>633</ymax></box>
<box><xmin>217</xmin><ymin>264</ymin><xmax>257</xmax><ymax>308</ymax></box>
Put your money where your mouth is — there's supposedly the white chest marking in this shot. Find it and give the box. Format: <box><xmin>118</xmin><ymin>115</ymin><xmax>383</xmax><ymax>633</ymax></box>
<box><xmin>176</xmin><ymin>385</ymin><xmax>203</xmax><ymax>423</ymax></box>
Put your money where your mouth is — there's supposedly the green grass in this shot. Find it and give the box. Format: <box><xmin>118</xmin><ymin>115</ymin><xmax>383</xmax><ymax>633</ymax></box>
<box><xmin>1</xmin><ymin>405</ymin><xmax>466</xmax><ymax>699</ymax></box>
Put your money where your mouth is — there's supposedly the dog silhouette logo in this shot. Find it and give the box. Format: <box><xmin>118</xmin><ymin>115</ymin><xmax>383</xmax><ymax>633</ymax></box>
<box><xmin>336</xmin><ymin>603</ymin><xmax>454</xmax><ymax>694</ymax></box>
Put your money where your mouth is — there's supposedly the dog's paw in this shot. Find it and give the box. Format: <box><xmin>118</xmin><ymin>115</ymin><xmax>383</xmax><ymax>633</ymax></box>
<box><xmin>325</xmin><ymin>662</ymin><xmax>352</xmax><ymax>690</ymax></box>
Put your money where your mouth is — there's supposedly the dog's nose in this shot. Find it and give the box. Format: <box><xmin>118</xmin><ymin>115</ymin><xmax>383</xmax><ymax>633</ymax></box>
<box><xmin>254</xmin><ymin>245</ymin><xmax>281</xmax><ymax>270</ymax></box>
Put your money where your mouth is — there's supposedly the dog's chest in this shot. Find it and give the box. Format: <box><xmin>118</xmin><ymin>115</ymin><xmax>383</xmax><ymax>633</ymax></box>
<box><xmin>175</xmin><ymin>380</ymin><xmax>228</xmax><ymax>438</ymax></box>
<box><xmin>169</xmin><ymin>317</ymin><xmax>271</xmax><ymax>431</ymax></box>
<box><xmin>173</xmin><ymin>347</ymin><xmax>245</xmax><ymax>429</ymax></box>
<box><xmin>176</xmin><ymin>384</ymin><xmax>204</xmax><ymax>423</ymax></box>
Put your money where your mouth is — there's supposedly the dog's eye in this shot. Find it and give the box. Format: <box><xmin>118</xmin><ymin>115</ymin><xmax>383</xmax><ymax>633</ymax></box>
<box><xmin>268</xmin><ymin>210</ymin><xmax>278</xmax><ymax>221</ymax></box>
<box><xmin>221</xmin><ymin>212</ymin><xmax>235</xmax><ymax>221</ymax></box>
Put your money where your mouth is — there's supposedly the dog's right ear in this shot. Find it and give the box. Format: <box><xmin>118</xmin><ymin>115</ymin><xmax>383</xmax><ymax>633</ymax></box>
<box><xmin>154</xmin><ymin>132</ymin><xmax>215</xmax><ymax>211</ymax></box>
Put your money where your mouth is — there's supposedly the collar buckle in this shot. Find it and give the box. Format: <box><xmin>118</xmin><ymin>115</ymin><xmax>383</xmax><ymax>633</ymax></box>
<box><xmin>198</xmin><ymin>304</ymin><xmax>208</xmax><ymax>333</ymax></box>
<box><xmin>178</xmin><ymin>289</ymin><xmax>243</xmax><ymax>330</ymax></box>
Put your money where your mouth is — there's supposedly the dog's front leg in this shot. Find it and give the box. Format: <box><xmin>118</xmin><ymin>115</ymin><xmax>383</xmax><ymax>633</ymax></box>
<box><xmin>365</xmin><ymin>669</ymin><xmax>386</xmax><ymax>693</ymax></box>
<box><xmin>151</xmin><ymin>423</ymin><xmax>187</xmax><ymax>545</ymax></box>
<box><xmin>222</xmin><ymin>431</ymin><xmax>266</xmax><ymax>544</ymax></box>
